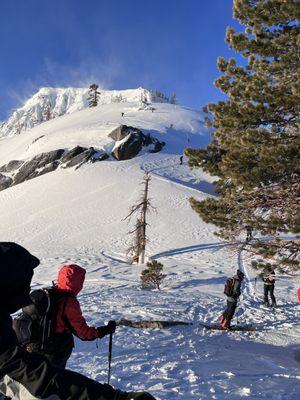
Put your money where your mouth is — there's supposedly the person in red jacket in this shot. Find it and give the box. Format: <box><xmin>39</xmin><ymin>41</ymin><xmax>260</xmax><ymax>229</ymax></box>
<box><xmin>31</xmin><ymin>263</ymin><xmax>116</xmax><ymax>368</ymax></box>
<box><xmin>0</xmin><ymin>242</ymin><xmax>157</xmax><ymax>400</ymax></box>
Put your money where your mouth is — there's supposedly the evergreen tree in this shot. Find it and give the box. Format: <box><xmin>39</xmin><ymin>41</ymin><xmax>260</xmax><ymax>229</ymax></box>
<box><xmin>88</xmin><ymin>84</ymin><xmax>101</xmax><ymax>107</ymax></box>
<box><xmin>169</xmin><ymin>93</ymin><xmax>177</xmax><ymax>104</ymax></box>
<box><xmin>141</xmin><ymin>260</ymin><xmax>165</xmax><ymax>289</ymax></box>
<box><xmin>185</xmin><ymin>0</ymin><xmax>300</xmax><ymax>271</ymax></box>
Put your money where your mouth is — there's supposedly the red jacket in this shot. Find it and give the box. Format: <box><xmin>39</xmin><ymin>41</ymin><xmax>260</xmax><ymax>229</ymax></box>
<box><xmin>55</xmin><ymin>264</ymin><xmax>99</xmax><ymax>340</ymax></box>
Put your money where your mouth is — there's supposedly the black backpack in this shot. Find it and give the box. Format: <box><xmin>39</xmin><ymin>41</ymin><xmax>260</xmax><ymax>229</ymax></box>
<box><xmin>12</xmin><ymin>286</ymin><xmax>69</xmax><ymax>349</ymax></box>
<box><xmin>224</xmin><ymin>277</ymin><xmax>236</xmax><ymax>297</ymax></box>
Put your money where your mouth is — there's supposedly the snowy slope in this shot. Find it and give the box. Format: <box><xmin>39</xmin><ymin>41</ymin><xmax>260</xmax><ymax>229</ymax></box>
<box><xmin>0</xmin><ymin>102</ymin><xmax>206</xmax><ymax>165</ymax></box>
<box><xmin>0</xmin><ymin>93</ymin><xmax>299</xmax><ymax>400</ymax></box>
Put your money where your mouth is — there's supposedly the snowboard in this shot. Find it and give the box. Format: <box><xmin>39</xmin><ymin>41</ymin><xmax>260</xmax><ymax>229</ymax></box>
<box><xmin>203</xmin><ymin>324</ymin><xmax>255</xmax><ymax>332</ymax></box>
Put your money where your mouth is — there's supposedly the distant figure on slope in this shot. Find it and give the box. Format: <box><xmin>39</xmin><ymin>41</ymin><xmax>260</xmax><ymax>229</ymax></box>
<box><xmin>260</xmin><ymin>266</ymin><xmax>276</xmax><ymax>307</ymax></box>
<box><xmin>220</xmin><ymin>269</ymin><xmax>245</xmax><ymax>330</ymax></box>
<box><xmin>25</xmin><ymin>264</ymin><xmax>116</xmax><ymax>368</ymax></box>
<box><xmin>179</xmin><ymin>155</ymin><xmax>183</xmax><ymax>165</ymax></box>
<box><xmin>245</xmin><ymin>225</ymin><xmax>253</xmax><ymax>241</ymax></box>
<box><xmin>121</xmin><ymin>112</ymin><xmax>124</xmax><ymax>117</ymax></box>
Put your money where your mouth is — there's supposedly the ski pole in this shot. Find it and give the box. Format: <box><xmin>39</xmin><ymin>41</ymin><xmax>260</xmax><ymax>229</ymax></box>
<box><xmin>107</xmin><ymin>333</ymin><xmax>113</xmax><ymax>385</ymax></box>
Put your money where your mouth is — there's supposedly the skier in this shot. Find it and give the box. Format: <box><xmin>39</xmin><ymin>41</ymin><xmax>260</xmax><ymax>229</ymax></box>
<box><xmin>179</xmin><ymin>155</ymin><xmax>183</xmax><ymax>165</ymax></box>
<box><xmin>0</xmin><ymin>242</ymin><xmax>156</xmax><ymax>400</ymax></box>
<box><xmin>261</xmin><ymin>266</ymin><xmax>276</xmax><ymax>307</ymax></box>
<box><xmin>121</xmin><ymin>112</ymin><xmax>124</xmax><ymax>117</ymax></box>
<box><xmin>245</xmin><ymin>226</ymin><xmax>253</xmax><ymax>241</ymax></box>
<box><xmin>25</xmin><ymin>264</ymin><xmax>116</xmax><ymax>368</ymax></box>
<box><xmin>220</xmin><ymin>269</ymin><xmax>245</xmax><ymax>330</ymax></box>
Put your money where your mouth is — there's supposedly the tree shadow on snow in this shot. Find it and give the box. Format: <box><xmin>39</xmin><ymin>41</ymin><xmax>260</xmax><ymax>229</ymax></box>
<box><xmin>171</xmin><ymin>276</ymin><xmax>225</xmax><ymax>290</ymax></box>
<box><xmin>152</xmin><ymin>242</ymin><xmax>230</xmax><ymax>259</ymax></box>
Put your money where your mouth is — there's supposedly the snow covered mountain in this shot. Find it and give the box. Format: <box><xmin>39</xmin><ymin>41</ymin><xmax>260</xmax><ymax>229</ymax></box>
<box><xmin>0</xmin><ymin>87</ymin><xmax>170</xmax><ymax>137</ymax></box>
<box><xmin>0</xmin><ymin>88</ymin><xmax>299</xmax><ymax>400</ymax></box>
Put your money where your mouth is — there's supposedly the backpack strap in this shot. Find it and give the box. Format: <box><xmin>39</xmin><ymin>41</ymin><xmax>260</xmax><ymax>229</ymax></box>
<box><xmin>40</xmin><ymin>290</ymin><xmax>51</xmax><ymax>350</ymax></box>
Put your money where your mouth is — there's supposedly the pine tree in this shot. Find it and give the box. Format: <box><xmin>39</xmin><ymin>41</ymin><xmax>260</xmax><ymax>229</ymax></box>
<box><xmin>141</xmin><ymin>260</ymin><xmax>165</xmax><ymax>289</ymax></box>
<box><xmin>88</xmin><ymin>84</ymin><xmax>101</xmax><ymax>107</ymax></box>
<box><xmin>169</xmin><ymin>93</ymin><xmax>177</xmax><ymax>104</ymax></box>
<box><xmin>185</xmin><ymin>0</ymin><xmax>300</xmax><ymax>272</ymax></box>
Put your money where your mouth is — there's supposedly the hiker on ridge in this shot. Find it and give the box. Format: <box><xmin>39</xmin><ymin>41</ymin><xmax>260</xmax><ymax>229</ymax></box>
<box><xmin>220</xmin><ymin>269</ymin><xmax>245</xmax><ymax>330</ymax></box>
<box><xmin>0</xmin><ymin>242</ymin><xmax>156</xmax><ymax>400</ymax></box>
<box><xmin>25</xmin><ymin>264</ymin><xmax>116</xmax><ymax>368</ymax></box>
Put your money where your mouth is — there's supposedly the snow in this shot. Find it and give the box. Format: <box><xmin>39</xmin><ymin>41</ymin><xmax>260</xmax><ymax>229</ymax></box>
<box><xmin>0</xmin><ymin>92</ymin><xmax>299</xmax><ymax>399</ymax></box>
<box><xmin>0</xmin><ymin>87</ymin><xmax>170</xmax><ymax>137</ymax></box>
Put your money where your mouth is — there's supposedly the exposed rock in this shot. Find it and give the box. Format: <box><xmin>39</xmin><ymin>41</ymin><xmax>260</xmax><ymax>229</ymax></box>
<box><xmin>112</xmin><ymin>133</ymin><xmax>143</xmax><ymax>160</ymax></box>
<box><xmin>109</xmin><ymin>125</ymin><xmax>142</xmax><ymax>141</ymax></box>
<box><xmin>61</xmin><ymin>145</ymin><xmax>87</xmax><ymax>164</ymax></box>
<box><xmin>65</xmin><ymin>147</ymin><xmax>97</xmax><ymax>168</ymax></box>
<box><xmin>0</xmin><ymin>160</ymin><xmax>24</xmax><ymax>173</ymax></box>
<box><xmin>31</xmin><ymin>135</ymin><xmax>45</xmax><ymax>145</ymax></box>
<box><xmin>142</xmin><ymin>133</ymin><xmax>165</xmax><ymax>153</ymax></box>
<box><xmin>91</xmin><ymin>153</ymin><xmax>109</xmax><ymax>163</ymax></box>
<box><xmin>0</xmin><ymin>174</ymin><xmax>13</xmax><ymax>191</ymax></box>
<box><xmin>109</xmin><ymin>125</ymin><xmax>165</xmax><ymax>160</ymax></box>
<box><xmin>37</xmin><ymin>161</ymin><xmax>60</xmax><ymax>177</ymax></box>
<box><xmin>149</xmin><ymin>141</ymin><xmax>165</xmax><ymax>153</ymax></box>
<box><xmin>14</xmin><ymin>149</ymin><xmax>64</xmax><ymax>185</ymax></box>
<box><xmin>117</xmin><ymin>319</ymin><xmax>192</xmax><ymax>329</ymax></box>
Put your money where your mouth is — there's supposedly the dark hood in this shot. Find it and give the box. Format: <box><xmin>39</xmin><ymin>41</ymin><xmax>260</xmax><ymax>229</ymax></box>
<box><xmin>0</xmin><ymin>242</ymin><xmax>40</xmax><ymax>314</ymax></box>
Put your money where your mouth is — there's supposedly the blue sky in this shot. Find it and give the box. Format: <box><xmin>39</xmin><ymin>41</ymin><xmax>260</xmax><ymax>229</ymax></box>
<box><xmin>0</xmin><ymin>0</ymin><xmax>242</xmax><ymax>120</ymax></box>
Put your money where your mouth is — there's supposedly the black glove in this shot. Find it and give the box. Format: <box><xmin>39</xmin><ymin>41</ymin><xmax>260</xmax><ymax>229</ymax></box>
<box><xmin>97</xmin><ymin>320</ymin><xmax>116</xmax><ymax>338</ymax></box>
<box><xmin>107</xmin><ymin>320</ymin><xmax>117</xmax><ymax>334</ymax></box>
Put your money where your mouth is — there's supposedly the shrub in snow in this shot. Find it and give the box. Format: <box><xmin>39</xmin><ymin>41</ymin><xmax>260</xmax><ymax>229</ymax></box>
<box><xmin>141</xmin><ymin>260</ymin><xmax>165</xmax><ymax>290</ymax></box>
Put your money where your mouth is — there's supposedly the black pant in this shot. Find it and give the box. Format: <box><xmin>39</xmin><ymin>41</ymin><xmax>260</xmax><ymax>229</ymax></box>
<box><xmin>222</xmin><ymin>300</ymin><xmax>237</xmax><ymax>326</ymax></box>
<box><xmin>44</xmin><ymin>332</ymin><xmax>74</xmax><ymax>369</ymax></box>
<box><xmin>27</xmin><ymin>332</ymin><xmax>74</xmax><ymax>369</ymax></box>
<box><xmin>264</xmin><ymin>285</ymin><xmax>276</xmax><ymax>305</ymax></box>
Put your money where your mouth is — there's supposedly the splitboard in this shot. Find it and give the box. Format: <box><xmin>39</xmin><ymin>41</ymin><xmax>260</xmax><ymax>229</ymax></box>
<box><xmin>203</xmin><ymin>324</ymin><xmax>255</xmax><ymax>332</ymax></box>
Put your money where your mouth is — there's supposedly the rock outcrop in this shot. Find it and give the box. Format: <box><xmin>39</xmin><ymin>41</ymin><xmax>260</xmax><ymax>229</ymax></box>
<box><xmin>112</xmin><ymin>131</ymin><xmax>144</xmax><ymax>161</ymax></box>
<box><xmin>14</xmin><ymin>149</ymin><xmax>64</xmax><ymax>185</ymax></box>
<box><xmin>0</xmin><ymin>125</ymin><xmax>165</xmax><ymax>192</ymax></box>
<box><xmin>111</xmin><ymin>125</ymin><xmax>165</xmax><ymax>160</ymax></box>
<box><xmin>0</xmin><ymin>160</ymin><xmax>24</xmax><ymax>173</ymax></box>
<box><xmin>0</xmin><ymin>174</ymin><xmax>13</xmax><ymax>191</ymax></box>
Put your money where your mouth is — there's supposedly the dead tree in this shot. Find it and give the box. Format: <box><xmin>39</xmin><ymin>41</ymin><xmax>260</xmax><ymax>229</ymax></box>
<box><xmin>124</xmin><ymin>173</ymin><xmax>155</xmax><ymax>264</ymax></box>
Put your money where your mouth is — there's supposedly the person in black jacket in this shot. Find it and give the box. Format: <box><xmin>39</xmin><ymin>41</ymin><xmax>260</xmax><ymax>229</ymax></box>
<box><xmin>220</xmin><ymin>269</ymin><xmax>245</xmax><ymax>330</ymax></box>
<box><xmin>262</xmin><ymin>266</ymin><xmax>276</xmax><ymax>307</ymax></box>
<box><xmin>0</xmin><ymin>242</ymin><xmax>156</xmax><ymax>400</ymax></box>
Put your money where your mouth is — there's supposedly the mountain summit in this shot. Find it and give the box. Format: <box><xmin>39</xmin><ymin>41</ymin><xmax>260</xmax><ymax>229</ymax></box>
<box><xmin>0</xmin><ymin>87</ymin><xmax>170</xmax><ymax>137</ymax></box>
